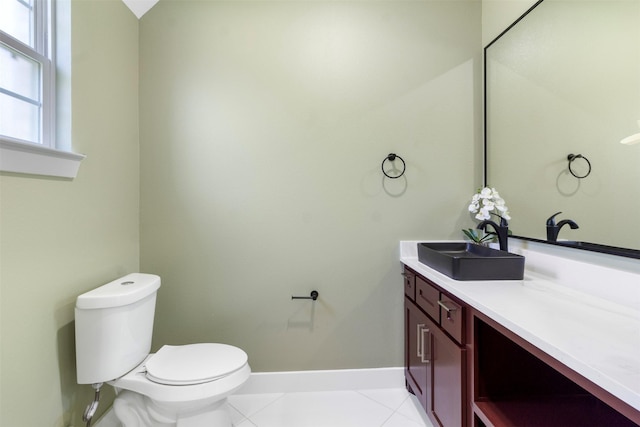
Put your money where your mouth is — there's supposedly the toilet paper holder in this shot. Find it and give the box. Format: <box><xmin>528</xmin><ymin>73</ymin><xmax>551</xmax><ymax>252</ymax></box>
<box><xmin>291</xmin><ymin>290</ymin><xmax>319</xmax><ymax>301</ymax></box>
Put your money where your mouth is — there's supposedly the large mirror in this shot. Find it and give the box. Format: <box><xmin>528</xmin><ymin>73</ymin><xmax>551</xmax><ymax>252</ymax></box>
<box><xmin>485</xmin><ymin>0</ymin><xmax>640</xmax><ymax>258</ymax></box>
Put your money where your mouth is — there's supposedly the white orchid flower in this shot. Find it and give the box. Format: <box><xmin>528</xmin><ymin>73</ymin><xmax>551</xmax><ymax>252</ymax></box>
<box><xmin>479</xmin><ymin>187</ymin><xmax>492</xmax><ymax>198</ymax></box>
<box><xmin>468</xmin><ymin>187</ymin><xmax>510</xmax><ymax>223</ymax></box>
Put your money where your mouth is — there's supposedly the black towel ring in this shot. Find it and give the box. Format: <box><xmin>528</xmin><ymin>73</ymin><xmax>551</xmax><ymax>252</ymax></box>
<box><xmin>567</xmin><ymin>154</ymin><xmax>591</xmax><ymax>179</ymax></box>
<box><xmin>382</xmin><ymin>153</ymin><xmax>406</xmax><ymax>179</ymax></box>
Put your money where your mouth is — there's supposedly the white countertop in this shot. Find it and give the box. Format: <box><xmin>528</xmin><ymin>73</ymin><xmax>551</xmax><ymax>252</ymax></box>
<box><xmin>400</xmin><ymin>240</ymin><xmax>640</xmax><ymax>413</ymax></box>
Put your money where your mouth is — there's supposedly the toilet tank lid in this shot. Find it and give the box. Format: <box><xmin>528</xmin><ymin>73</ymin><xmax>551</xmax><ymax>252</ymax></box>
<box><xmin>76</xmin><ymin>273</ymin><xmax>161</xmax><ymax>309</ymax></box>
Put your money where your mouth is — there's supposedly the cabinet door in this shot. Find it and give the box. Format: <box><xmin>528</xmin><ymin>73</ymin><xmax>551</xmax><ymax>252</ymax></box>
<box><xmin>431</xmin><ymin>324</ymin><xmax>465</xmax><ymax>427</ymax></box>
<box><xmin>405</xmin><ymin>298</ymin><xmax>432</xmax><ymax>411</ymax></box>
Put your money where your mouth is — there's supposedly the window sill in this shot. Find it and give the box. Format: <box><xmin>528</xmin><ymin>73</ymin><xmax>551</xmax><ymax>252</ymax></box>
<box><xmin>0</xmin><ymin>139</ymin><xmax>85</xmax><ymax>179</ymax></box>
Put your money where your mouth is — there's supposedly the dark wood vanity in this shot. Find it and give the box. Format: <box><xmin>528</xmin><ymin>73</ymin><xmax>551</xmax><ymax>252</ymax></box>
<box><xmin>404</xmin><ymin>267</ymin><xmax>467</xmax><ymax>426</ymax></box>
<box><xmin>403</xmin><ymin>265</ymin><xmax>640</xmax><ymax>427</ymax></box>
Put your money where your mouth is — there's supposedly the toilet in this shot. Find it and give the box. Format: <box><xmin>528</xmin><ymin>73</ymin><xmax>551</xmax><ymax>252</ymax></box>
<box><xmin>75</xmin><ymin>273</ymin><xmax>250</xmax><ymax>427</ymax></box>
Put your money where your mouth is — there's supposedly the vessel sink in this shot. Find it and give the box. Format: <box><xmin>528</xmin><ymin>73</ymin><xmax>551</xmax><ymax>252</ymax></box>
<box><xmin>417</xmin><ymin>242</ymin><xmax>525</xmax><ymax>281</ymax></box>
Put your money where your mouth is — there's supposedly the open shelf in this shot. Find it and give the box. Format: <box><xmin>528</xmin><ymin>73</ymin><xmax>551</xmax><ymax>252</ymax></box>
<box><xmin>474</xmin><ymin>395</ymin><xmax>637</xmax><ymax>427</ymax></box>
<box><xmin>473</xmin><ymin>317</ymin><xmax>638</xmax><ymax>427</ymax></box>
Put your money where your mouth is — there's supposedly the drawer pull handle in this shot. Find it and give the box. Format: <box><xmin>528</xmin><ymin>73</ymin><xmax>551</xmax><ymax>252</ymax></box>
<box><xmin>438</xmin><ymin>300</ymin><xmax>456</xmax><ymax>313</ymax></box>
<box><xmin>438</xmin><ymin>300</ymin><xmax>458</xmax><ymax>320</ymax></box>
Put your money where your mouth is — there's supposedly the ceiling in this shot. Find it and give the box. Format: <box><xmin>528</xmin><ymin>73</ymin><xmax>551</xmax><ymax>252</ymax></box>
<box><xmin>122</xmin><ymin>0</ymin><xmax>159</xmax><ymax>19</ymax></box>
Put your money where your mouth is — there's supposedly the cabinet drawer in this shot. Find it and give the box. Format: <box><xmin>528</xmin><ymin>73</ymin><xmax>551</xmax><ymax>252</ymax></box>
<box><xmin>415</xmin><ymin>276</ymin><xmax>440</xmax><ymax>321</ymax></box>
<box><xmin>439</xmin><ymin>296</ymin><xmax>463</xmax><ymax>344</ymax></box>
<box><xmin>403</xmin><ymin>268</ymin><xmax>416</xmax><ymax>300</ymax></box>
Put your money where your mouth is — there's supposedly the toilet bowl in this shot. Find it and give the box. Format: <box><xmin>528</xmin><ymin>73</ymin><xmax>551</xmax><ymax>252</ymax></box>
<box><xmin>74</xmin><ymin>274</ymin><xmax>251</xmax><ymax>427</ymax></box>
<box><xmin>112</xmin><ymin>344</ymin><xmax>250</xmax><ymax>427</ymax></box>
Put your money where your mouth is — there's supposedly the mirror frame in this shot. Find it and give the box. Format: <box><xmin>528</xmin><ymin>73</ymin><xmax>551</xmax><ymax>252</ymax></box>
<box><xmin>483</xmin><ymin>0</ymin><xmax>640</xmax><ymax>260</ymax></box>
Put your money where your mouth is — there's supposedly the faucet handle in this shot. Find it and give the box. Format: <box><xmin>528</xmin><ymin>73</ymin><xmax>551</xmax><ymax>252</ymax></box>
<box><xmin>546</xmin><ymin>211</ymin><xmax>563</xmax><ymax>226</ymax></box>
<box><xmin>489</xmin><ymin>212</ymin><xmax>509</xmax><ymax>227</ymax></box>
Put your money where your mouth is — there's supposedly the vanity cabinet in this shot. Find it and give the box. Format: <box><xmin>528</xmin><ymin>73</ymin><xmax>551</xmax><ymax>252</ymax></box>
<box><xmin>402</xmin><ymin>263</ymin><xmax>640</xmax><ymax>427</ymax></box>
<box><xmin>404</xmin><ymin>267</ymin><xmax>467</xmax><ymax>427</ymax></box>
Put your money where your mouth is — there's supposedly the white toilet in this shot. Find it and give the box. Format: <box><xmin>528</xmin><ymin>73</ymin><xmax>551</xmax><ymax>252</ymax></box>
<box><xmin>75</xmin><ymin>273</ymin><xmax>250</xmax><ymax>427</ymax></box>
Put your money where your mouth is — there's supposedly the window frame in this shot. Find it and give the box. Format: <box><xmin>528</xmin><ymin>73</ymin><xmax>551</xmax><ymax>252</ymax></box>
<box><xmin>0</xmin><ymin>0</ymin><xmax>84</xmax><ymax>179</ymax></box>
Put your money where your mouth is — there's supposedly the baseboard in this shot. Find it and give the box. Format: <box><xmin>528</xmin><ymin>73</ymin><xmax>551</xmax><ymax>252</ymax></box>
<box><xmin>93</xmin><ymin>367</ymin><xmax>405</xmax><ymax>426</ymax></box>
<box><xmin>237</xmin><ymin>366</ymin><xmax>405</xmax><ymax>394</ymax></box>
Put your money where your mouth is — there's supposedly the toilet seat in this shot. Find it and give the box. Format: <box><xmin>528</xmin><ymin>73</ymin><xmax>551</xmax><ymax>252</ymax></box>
<box><xmin>111</xmin><ymin>344</ymin><xmax>251</xmax><ymax>404</ymax></box>
<box><xmin>145</xmin><ymin>343</ymin><xmax>248</xmax><ymax>385</ymax></box>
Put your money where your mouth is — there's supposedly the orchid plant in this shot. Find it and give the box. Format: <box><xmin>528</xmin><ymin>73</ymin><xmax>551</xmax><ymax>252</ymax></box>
<box><xmin>463</xmin><ymin>187</ymin><xmax>511</xmax><ymax>244</ymax></box>
<box><xmin>468</xmin><ymin>187</ymin><xmax>510</xmax><ymax>221</ymax></box>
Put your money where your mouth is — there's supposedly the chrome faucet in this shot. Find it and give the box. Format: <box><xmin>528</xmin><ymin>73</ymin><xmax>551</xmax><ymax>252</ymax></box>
<box><xmin>546</xmin><ymin>211</ymin><xmax>579</xmax><ymax>242</ymax></box>
<box><xmin>476</xmin><ymin>215</ymin><xmax>509</xmax><ymax>252</ymax></box>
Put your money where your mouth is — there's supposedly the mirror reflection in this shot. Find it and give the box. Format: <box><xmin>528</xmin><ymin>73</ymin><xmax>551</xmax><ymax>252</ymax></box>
<box><xmin>485</xmin><ymin>0</ymin><xmax>640</xmax><ymax>256</ymax></box>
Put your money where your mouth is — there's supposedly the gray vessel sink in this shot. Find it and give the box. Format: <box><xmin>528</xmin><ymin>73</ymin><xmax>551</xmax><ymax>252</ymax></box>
<box><xmin>417</xmin><ymin>242</ymin><xmax>524</xmax><ymax>281</ymax></box>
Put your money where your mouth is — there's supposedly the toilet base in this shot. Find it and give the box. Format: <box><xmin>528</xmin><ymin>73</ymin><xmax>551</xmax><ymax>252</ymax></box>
<box><xmin>114</xmin><ymin>390</ymin><xmax>233</xmax><ymax>427</ymax></box>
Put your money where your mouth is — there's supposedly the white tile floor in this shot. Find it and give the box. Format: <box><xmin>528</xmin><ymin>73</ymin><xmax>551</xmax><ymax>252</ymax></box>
<box><xmin>228</xmin><ymin>388</ymin><xmax>434</xmax><ymax>427</ymax></box>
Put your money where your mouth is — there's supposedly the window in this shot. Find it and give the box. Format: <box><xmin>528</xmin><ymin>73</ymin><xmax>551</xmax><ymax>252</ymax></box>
<box><xmin>0</xmin><ymin>0</ymin><xmax>84</xmax><ymax>178</ymax></box>
<box><xmin>1</xmin><ymin>0</ymin><xmax>54</xmax><ymax>146</ymax></box>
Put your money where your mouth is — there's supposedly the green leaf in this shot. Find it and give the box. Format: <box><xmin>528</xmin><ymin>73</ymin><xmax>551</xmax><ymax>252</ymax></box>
<box><xmin>462</xmin><ymin>228</ymin><xmax>496</xmax><ymax>243</ymax></box>
<box><xmin>462</xmin><ymin>228</ymin><xmax>483</xmax><ymax>242</ymax></box>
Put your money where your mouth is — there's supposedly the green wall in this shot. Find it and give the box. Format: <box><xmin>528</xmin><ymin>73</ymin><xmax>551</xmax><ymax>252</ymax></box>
<box><xmin>0</xmin><ymin>1</ymin><xmax>139</xmax><ymax>426</ymax></box>
<box><xmin>0</xmin><ymin>1</ymin><xmax>495</xmax><ymax>425</ymax></box>
<box><xmin>139</xmin><ymin>0</ymin><xmax>482</xmax><ymax>372</ymax></box>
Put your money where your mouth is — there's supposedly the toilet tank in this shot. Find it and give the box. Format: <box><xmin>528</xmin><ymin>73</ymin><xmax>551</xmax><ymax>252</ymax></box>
<box><xmin>75</xmin><ymin>273</ymin><xmax>161</xmax><ymax>384</ymax></box>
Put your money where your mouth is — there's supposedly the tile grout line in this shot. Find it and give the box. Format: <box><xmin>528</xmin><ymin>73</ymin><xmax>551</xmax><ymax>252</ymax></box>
<box><xmin>349</xmin><ymin>388</ymin><xmax>419</xmax><ymax>427</ymax></box>
<box><xmin>355</xmin><ymin>388</ymin><xmax>412</xmax><ymax>413</ymax></box>
<box><xmin>383</xmin><ymin>395</ymin><xmax>420</xmax><ymax>427</ymax></box>
<box><xmin>232</xmin><ymin>388</ymin><xmax>426</xmax><ymax>427</ymax></box>
<box><xmin>230</xmin><ymin>392</ymin><xmax>288</xmax><ymax>424</ymax></box>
